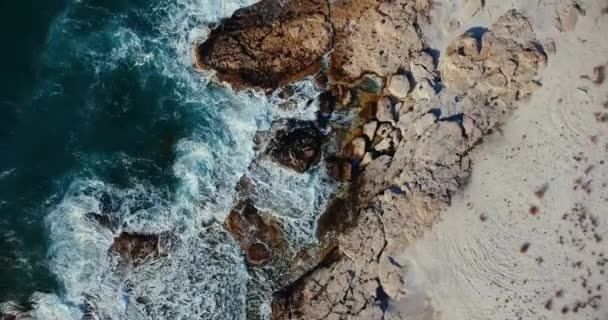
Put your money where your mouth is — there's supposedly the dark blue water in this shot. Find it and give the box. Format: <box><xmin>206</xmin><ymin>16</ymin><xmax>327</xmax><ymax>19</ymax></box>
<box><xmin>0</xmin><ymin>0</ymin><xmax>257</xmax><ymax>307</ymax></box>
<box><xmin>1</xmin><ymin>0</ymin><xmax>73</xmax><ymax>301</ymax></box>
<box><xmin>0</xmin><ymin>0</ymin><xmax>332</xmax><ymax>318</ymax></box>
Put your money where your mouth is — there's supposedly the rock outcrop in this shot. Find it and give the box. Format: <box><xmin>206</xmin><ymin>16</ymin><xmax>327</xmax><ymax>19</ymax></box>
<box><xmin>196</xmin><ymin>2</ymin><xmax>548</xmax><ymax>319</ymax></box>
<box><xmin>195</xmin><ymin>0</ymin><xmax>432</xmax><ymax>89</ymax></box>
<box><xmin>195</xmin><ymin>0</ymin><xmax>332</xmax><ymax>89</ymax></box>
<box><xmin>271</xmin><ymin>10</ymin><xmax>547</xmax><ymax>320</ymax></box>
<box><xmin>329</xmin><ymin>0</ymin><xmax>430</xmax><ymax>82</ymax></box>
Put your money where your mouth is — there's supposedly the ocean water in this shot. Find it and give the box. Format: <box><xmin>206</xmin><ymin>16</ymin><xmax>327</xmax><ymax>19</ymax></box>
<box><xmin>0</xmin><ymin>0</ymin><xmax>332</xmax><ymax>319</ymax></box>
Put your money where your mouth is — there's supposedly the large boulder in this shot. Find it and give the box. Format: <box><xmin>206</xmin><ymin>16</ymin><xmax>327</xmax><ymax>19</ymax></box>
<box><xmin>195</xmin><ymin>0</ymin><xmax>432</xmax><ymax>89</ymax></box>
<box><xmin>195</xmin><ymin>0</ymin><xmax>332</xmax><ymax>89</ymax></box>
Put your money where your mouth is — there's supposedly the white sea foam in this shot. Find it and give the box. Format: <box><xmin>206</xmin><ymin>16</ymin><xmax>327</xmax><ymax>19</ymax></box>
<box><xmin>246</xmin><ymin>159</ymin><xmax>336</xmax><ymax>248</ymax></box>
<box><xmin>12</xmin><ymin>0</ymin><xmax>334</xmax><ymax>319</ymax></box>
<box><xmin>0</xmin><ymin>168</ymin><xmax>16</xmax><ymax>180</ymax></box>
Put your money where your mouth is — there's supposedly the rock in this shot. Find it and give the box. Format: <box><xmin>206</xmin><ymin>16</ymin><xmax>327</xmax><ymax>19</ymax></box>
<box><xmin>350</xmin><ymin>137</ymin><xmax>367</xmax><ymax>160</ymax></box>
<box><xmin>326</xmin><ymin>157</ymin><xmax>352</xmax><ymax>182</ymax></box>
<box><xmin>341</xmin><ymin>161</ymin><xmax>353</xmax><ymax>182</ymax></box>
<box><xmin>266</xmin><ymin>120</ymin><xmax>324</xmax><ymax>173</ymax></box>
<box><xmin>109</xmin><ymin>232</ymin><xmax>162</xmax><ymax>266</ymax></box>
<box><xmin>411</xmin><ymin>78</ymin><xmax>436</xmax><ymax>102</ymax></box>
<box><xmin>387</xmin><ymin>74</ymin><xmax>411</xmax><ymax>99</ymax></box>
<box><xmin>225</xmin><ymin>200</ymin><xmax>285</xmax><ymax>266</ymax></box>
<box><xmin>313</xmin><ymin>73</ymin><xmax>329</xmax><ymax>90</ymax></box>
<box><xmin>85</xmin><ymin>212</ymin><xmax>115</xmax><ymax>231</ymax></box>
<box><xmin>376</xmin><ymin>97</ymin><xmax>397</xmax><ymax>123</ymax></box>
<box><xmin>374</xmin><ymin>137</ymin><xmax>392</xmax><ymax>152</ymax></box>
<box><xmin>442</xmin><ymin>9</ymin><xmax>547</xmax><ymax>132</ymax></box>
<box><xmin>247</xmin><ymin>243</ymin><xmax>271</xmax><ymax>265</ymax></box>
<box><xmin>357</xmin><ymin>155</ymin><xmax>394</xmax><ymax>205</ymax></box>
<box><xmin>196</xmin><ymin>0</ymin><xmax>431</xmax><ymax>88</ymax></box>
<box><xmin>315</xmin><ymin>198</ymin><xmax>355</xmax><ymax>243</ymax></box>
<box><xmin>329</xmin><ymin>0</ymin><xmax>430</xmax><ymax>82</ymax></box>
<box><xmin>390</xmin><ymin>128</ymin><xmax>402</xmax><ymax>146</ymax></box>
<box><xmin>195</xmin><ymin>0</ymin><xmax>332</xmax><ymax>89</ymax></box>
<box><xmin>411</xmin><ymin>52</ymin><xmax>435</xmax><ymax>75</ymax></box>
<box><xmin>360</xmin><ymin>152</ymin><xmax>373</xmax><ymax>167</ymax></box>
<box><xmin>412</xmin><ymin>112</ymin><xmax>437</xmax><ymax>136</ymax></box>
<box><xmin>271</xmin><ymin>11</ymin><xmax>548</xmax><ymax>320</ymax></box>
<box><xmin>544</xmin><ymin>38</ymin><xmax>556</xmax><ymax>55</ymax></box>
<box><xmin>362</xmin><ymin>120</ymin><xmax>378</xmax><ymax>141</ymax></box>
<box><xmin>0</xmin><ymin>302</ymin><xmax>29</xmax><ymax>320</ymax></box>
<box><xmin>410</xmin><ymin>52</ymin><xmax>436</xmax><ymax>84</ymax></box>
<box><xmin>235</xmin><ymin>175</ymin><xmax>256</xmax><ymax>200</ymax></box>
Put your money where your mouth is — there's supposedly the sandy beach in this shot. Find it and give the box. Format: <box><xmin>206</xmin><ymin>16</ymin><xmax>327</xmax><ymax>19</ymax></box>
<box><xmin>397</xmin><ymin>1</ymin><xmax>608</xmax><ymax>319</ymax></box>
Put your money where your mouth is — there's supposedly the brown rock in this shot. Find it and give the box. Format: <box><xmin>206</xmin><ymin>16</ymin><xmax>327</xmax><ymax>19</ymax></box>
<box><xmin>109</xmin><ymin>232</ymin><xmax>161</xmax><ymax>265</ymax></box>
<box><xmin>247</xmin><ymin>242</ymin><xmax>271</xmax><ymax>265</ymax></box>
<box><xmin>341</xmin><ymin>161</ymin><xmax>353</xmax><ymax>182</ymax></box>
<box><xmin>196</xmin><ymin>0</ymin><xmax>431</xmax><ymax>89</ymax></box>
<box><xmin>315</xmin><ymin>197</ymin><xmax>356</xmax><ymax>244</ymax></box>
<box><xmin>225</xmin><ymin>200</ymin><xmax>285</xmax><ymax>266</ymax></box>
<box><xmin>329</xmin><ymin>0</ymin><xmax>430</xmax><ymax>82</ymax></box>
<box><xmin>195</xmin><ymin>0</ymin><xmax>332</xmax><ymax>89</ymax></box>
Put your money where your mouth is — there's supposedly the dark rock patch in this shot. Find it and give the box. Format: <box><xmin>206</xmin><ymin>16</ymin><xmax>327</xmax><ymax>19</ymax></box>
<box><xmin>266</xmin><ymin>120</ymin><xmax>324</xmax><ymax>173</ymax></box>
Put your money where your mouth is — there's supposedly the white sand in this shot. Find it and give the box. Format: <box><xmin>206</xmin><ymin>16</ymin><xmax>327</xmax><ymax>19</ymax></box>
<box><xmin>396</xmin><ymin>0</ymin><xmax>608</xmax><ymax>319</ymax></box>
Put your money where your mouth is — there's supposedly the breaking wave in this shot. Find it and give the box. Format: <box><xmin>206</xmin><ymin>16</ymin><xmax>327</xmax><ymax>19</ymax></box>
<box><xmin>4</xmin><ymin>0</ymin><xmax>333</xmax><ymax>319</ymax></box>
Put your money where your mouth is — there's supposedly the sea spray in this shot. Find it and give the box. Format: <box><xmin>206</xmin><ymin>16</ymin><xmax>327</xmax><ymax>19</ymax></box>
<box><xmin>6</xmin><ymin>0</ymin><xmax>335</xmax><ymax>319</ymax></box>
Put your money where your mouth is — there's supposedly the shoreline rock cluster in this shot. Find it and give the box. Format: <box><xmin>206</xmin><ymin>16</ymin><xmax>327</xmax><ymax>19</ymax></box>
<box><xmin>195</xmin><ymin>0</ymin><xmax>431</xmax><ymax>89</ymax></box>
<box><xmin>195</xmin><ymin>1</ymin><xmax>548</xmax><ymax>319</ymax></box>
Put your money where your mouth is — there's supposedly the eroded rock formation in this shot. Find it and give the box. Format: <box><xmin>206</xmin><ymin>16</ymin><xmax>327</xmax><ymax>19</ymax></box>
<box><xmin>195</xmin><ymin>0</ymin><xmax>432</xmax><ymax>89</ymax></box>
<box><xmin>271</xmin><ymin>10</ymin><xmax>548</xmax><ymax>320</ymax></box>
<box><xmin>329</xmin><ymin>0</ymin><xmax>430</xmax><ymax>82</ymax></box>
<box><xmin>196</xmin><ymin>2</ymin><xmax>549</xmax><ymax>319</ymax></box>
<box><xmin>195</xmin><ymin>0</ymin><xmax>332</xmax><ymax>89</ymax></box>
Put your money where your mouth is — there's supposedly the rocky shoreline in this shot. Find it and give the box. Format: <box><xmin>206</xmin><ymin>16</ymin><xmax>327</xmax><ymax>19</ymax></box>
<box><xmin>1</xmin><ymin>2</ymin><xmax>548</xmax><ymax>320</ymax></box>
<box><xmin>194</xmin><ymin>1</ymin><xmax>549</xmax><ymax>319</ymax></box>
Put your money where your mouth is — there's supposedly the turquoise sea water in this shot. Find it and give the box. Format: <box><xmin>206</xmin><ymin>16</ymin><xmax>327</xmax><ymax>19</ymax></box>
<box><xmin>0</xmin><ymin>0</ymin><xmax>332</xmax><ymax>318</ymax></box>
